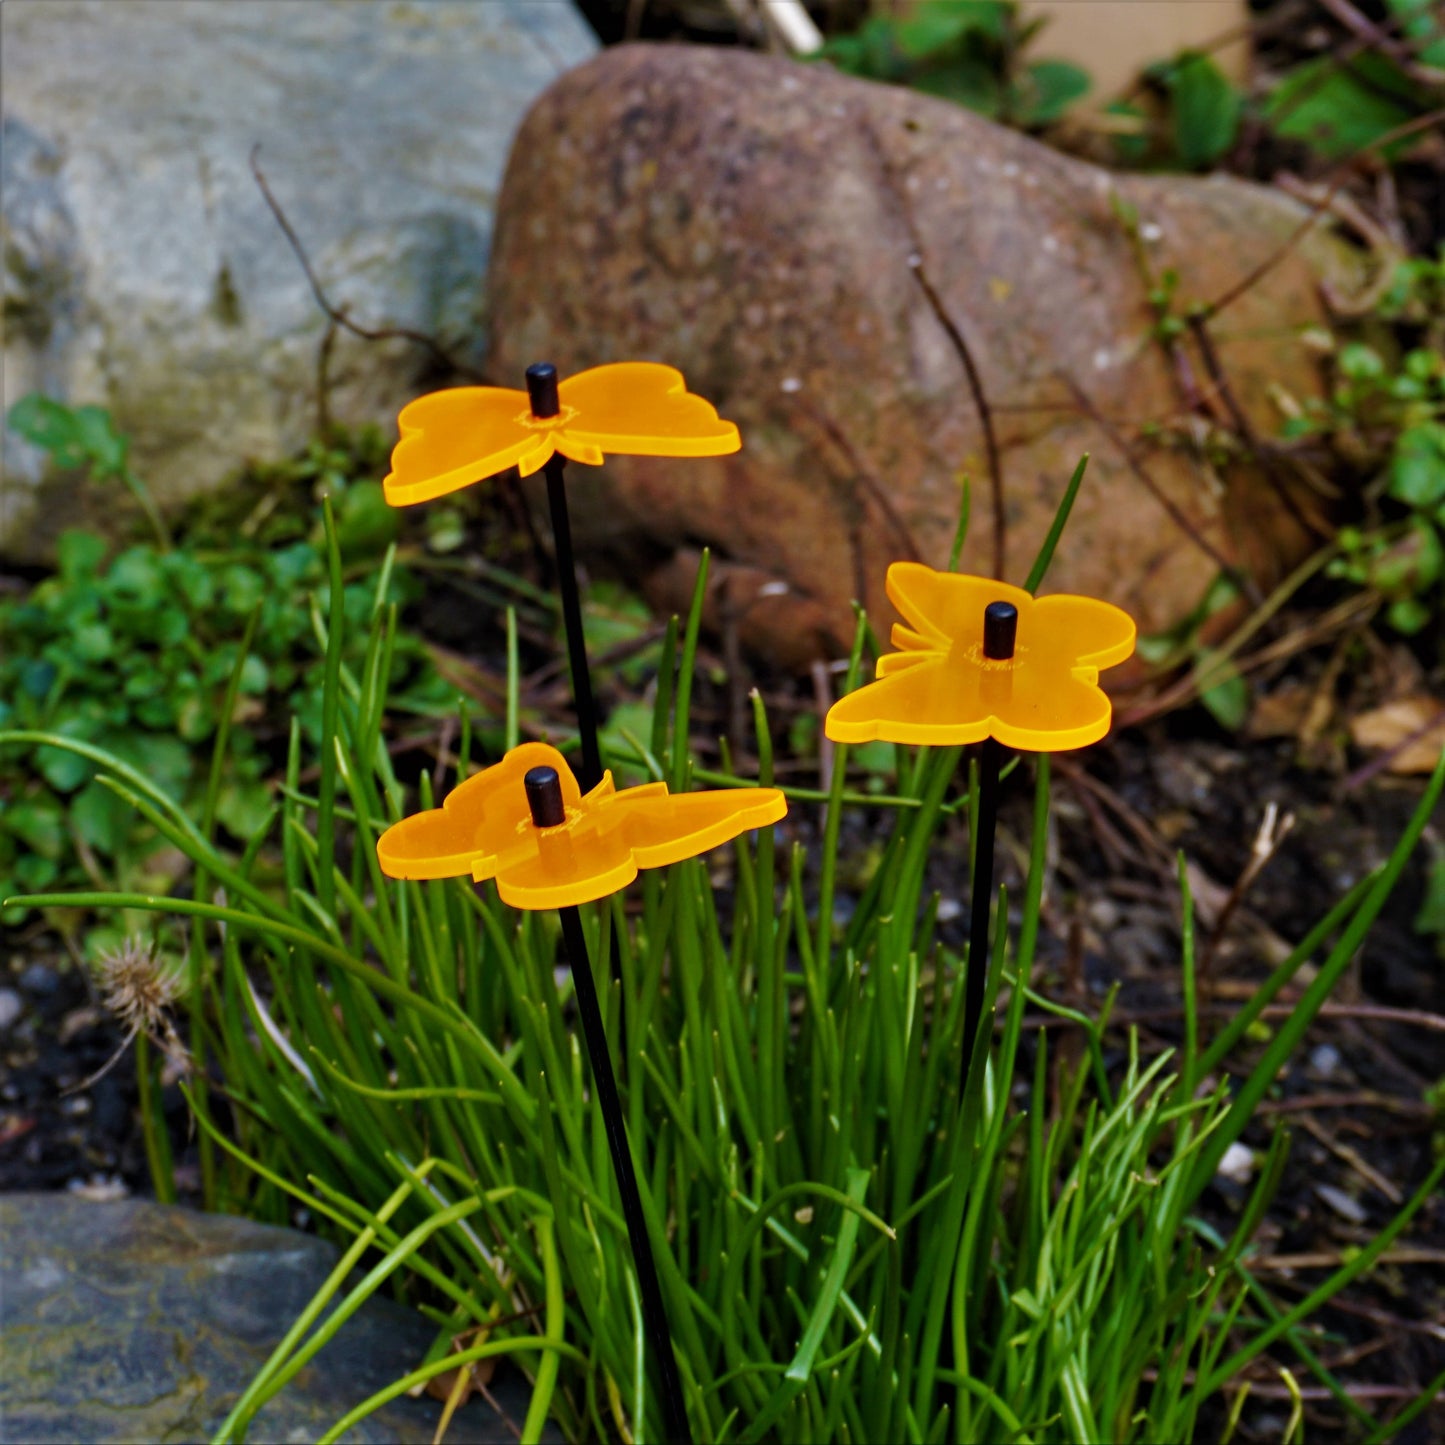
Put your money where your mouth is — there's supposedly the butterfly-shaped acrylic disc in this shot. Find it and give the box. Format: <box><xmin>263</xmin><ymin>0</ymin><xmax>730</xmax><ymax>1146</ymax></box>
<box><xmin>825</xmin><ymin>564</ymin><xmax>1136</xmax><ymax>753</ymax></box>
<box><xmin>376</xmin><ymin>742</ymin><xmax>786</xmax><ymax>909</ymax></box>
<box><xmin>384</xmin><ymin>362</ymin><xmax>741</xmax><ymax>506</ymax></box>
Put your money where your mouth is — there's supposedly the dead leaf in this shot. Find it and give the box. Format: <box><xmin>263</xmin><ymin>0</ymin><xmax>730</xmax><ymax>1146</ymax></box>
<box><xmin>1349</xmin><ymin>696</ymin><xmax>1445</xmax><ymax>774</ymax></box>
<box><xmin>1247</xmin><ymin>681</ymin><xmax>1333</xmax><ymax>745</ymax></box>
<box><xmin>424</xmin><ymin>1353</ymin><xmax>496</xmax><ymax>1404</ymax></box>
<box><xmin>1184</xmin><ymin>860</ymin><xmax>1231</xmax><ymax>929</ymax></box>
<box><xmin>1246</xmin><ymin>683</ymin><xmax>1314</xmax><ymax>740</ymax></box>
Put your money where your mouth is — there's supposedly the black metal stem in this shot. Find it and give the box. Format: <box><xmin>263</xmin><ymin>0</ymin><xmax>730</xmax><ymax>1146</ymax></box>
<box><xmin>962</xmin><ymin>736</ymin><xmax>1003</xmax><ymax>1084</ymax></box>
<box><xmin>558</xmin><ymin>903</ymin><xmax>693</xmax><ymax>1443</ymax></box>
<box><xmin>962</xmin><ymin>599</ymin><xmax>1017</xmax><ymax>1087</ymax></box>
<box><xmin>542</xmin><ymin>455</ymin><xmax>603</xmax><ymax>792</ymax></box>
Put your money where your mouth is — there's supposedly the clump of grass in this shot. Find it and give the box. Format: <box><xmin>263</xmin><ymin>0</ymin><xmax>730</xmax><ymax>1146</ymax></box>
<box><xmin>5</xmin><ymin>501</ymin><xmax>1443</xmax><ymax>1444</ymax></box>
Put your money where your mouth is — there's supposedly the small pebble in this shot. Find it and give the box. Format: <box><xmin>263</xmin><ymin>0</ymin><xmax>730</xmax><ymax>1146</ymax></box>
<box><xmin>0</xmin><ymin>988</ymin><xmax>22</xmax><ymax>1031</ymax></box>
<box><xmin>1315</xmin><ymin>1182</ymin><xmax>1367</xmax><ymax>1224</ymax></box>
<box><xmin>18</xmin><ymin>963</ymin><xmax>59</xmax><ymax>998</ymax></box>
<box><xmin>1217</xmin><ymin>1142</ymin><xmax>1255</xmax><ymax>1185</ymax></box>
<box><xmin>66</xmin><ymin>1174</ymin><xmax>130</xmax><ymax>1202</ymax></box>
<box><xmin>1153</xmin><ymin>754</ymin><xmax>1212</xmax><ymax>808</ymax></box>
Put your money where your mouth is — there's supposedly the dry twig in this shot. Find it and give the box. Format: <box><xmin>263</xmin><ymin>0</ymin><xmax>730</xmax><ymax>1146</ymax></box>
<box><xmin>1198</xmin><ymin>801</ymin><xmax>1296</xmax><ymax>976</ymax></box>
<box><xmin>249</xmin><ymin>145</ymin><xmax>487</xmax><ymax>384</ymax></box>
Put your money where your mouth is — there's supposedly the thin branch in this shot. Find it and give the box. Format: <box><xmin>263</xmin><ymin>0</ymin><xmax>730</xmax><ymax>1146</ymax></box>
<box><xmin>1272</xmin><ymin>172</ymin><xmax>1408</xmax><ymax>315</ymax></box>
<box><xmin>1186</xmin><ymin>313</ymin><xmax>1330</xmax><ymax>542</ymax></box>
<box><xmin>1019</xmin><ymin>1001</ymin><xmax>1445</xmax><ymax>1034</ymax></box>
<box><xmin>1297</xmin><ymin>1112</ymin><xmax>1403</xmax><ymax>1204</ymax></box>
<box><xmin>1063</xmin><ymin>373</ymin><xmax>1261</xmax><ymax>604</ymax></box>
<box><xmin>1251</xmin><ymin>1247</ymin><xmax>1444</xmax><ymax>1273</ymax></box>
<box><xmin>803</xmin><ymin>397</ymin><xmax>923</xmax><ymax>570</ymax></box>
<box><xmin>249</xmin><ymin>144</ymin><xmax>487</xmax><ymax>383</ymax></box>
<box><xmin>855</xmin><ymin>117</ymin><xmax>1008</xmax><ymax>579</ymax></box>
<box><xmin>1201</xmin><ymin>106</ymin><xmax>1445</xmax><ymax>321</ymax></box>
<box><xmin>906</xmin><ymin>254</ymin><xmax>1007</xmax><ymax>580</ymax></box>
<box><xmin>1197</xmin><ymin>800</ymin><xmax>1296</xmax><ymax>977</ymax></box>
<box><xmin>1343</xmin><ymin>706</ymin><xmax>1445</xmax><ymax>791</ymax></box>
<box><xmin>1256</xmin><ymin>1090</ymin><xmax>1433</xmax><ymax>1118</ymax></box>
<box><xmin>1314</xmin><ymin>0</ymin><xmax>1445</xmax><ymax>88</ymax></box>
<box><xmin>1119</xmin><ymin>582</ymin><xmax>1377</xmax><ymax>730</ymax></box>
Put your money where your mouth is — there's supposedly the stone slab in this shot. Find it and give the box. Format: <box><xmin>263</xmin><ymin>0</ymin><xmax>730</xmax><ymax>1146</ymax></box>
<box><xmin>0</xmin><ymin>1193</ymin><xmax>556</xmax><ymax>1443</ymax></box>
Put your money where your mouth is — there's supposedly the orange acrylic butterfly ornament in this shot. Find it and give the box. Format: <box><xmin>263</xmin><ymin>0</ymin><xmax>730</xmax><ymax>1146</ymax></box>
<box><xmin>825</xmin><ymin>564</ymin><xmax>1136</xmax><ymax>753</ymax></box>
<box><xmin>376</xmin><ymin>742</ymin><xmax>787</xmax><ymax>909</ymax></box>
<box><xmin>384</xmin><ymin>361</ymin><xmax>741</xmax><ymax>506</ymax></box>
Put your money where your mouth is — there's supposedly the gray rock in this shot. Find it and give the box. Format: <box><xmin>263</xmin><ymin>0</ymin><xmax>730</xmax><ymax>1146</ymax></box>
<box><xmin>1</xmin><ymin>0</ymin><xmax>596</xmax><ymax>561</ymax></box>
<box><xmin>0</xmin><ymin>1193</ymin><xmax>556</xmax><ymax>1443</ymax></box>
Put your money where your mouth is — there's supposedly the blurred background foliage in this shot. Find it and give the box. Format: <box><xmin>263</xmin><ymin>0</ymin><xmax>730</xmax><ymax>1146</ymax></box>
<box><xmin>580</xmin><ymin>0</ymin><xmax>1445</xmax><ymax>193</ymax></box>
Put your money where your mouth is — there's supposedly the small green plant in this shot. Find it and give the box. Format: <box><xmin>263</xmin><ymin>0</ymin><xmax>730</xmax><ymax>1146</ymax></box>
<box><xmin>0</xmin><ymin>398</ymin><xmax>455</xmax><ymax>921</ymax></box>
<box><xmin>1275</xmin><ymin>258</ymin><xmax>1445</xmax><ymax>637</ymax></box>
<box><xmin>816</xmin><ymin>0</ymin><xmax>1090</xmax><ymax>128</ymax></box>
<box><xmin>1265</xmin><ymin>0</ymin><xmax>1445</xmax><ymax>160</ymax></box>
<box><xmin>8</xmin><ymin>393</ymin><xmax>171</xmax><ymax>550</ymax></box>
<box><xmin>6</xmin><ymin>498</ymin><xmax>1442</xmax><ymax>1443</ymax></box>
<box><xmin>1105</xmin><ymin>50</ymin><xmax>1242</xmax><ymax>171</ymax></box>
<box><xmin>818</xmin><ymin>0</ymin><xmax>1443</xmax><ymax>175</ymax></box>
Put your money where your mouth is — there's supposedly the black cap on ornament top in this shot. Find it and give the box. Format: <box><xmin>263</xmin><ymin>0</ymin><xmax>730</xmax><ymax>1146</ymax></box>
<box><xmin>525</xmin><ymin>362</ymin><xmax>560</xmax><ymax>419</ymax></box>
<box><xmin>524</xmin><ymin>766</ymin><xmax>566</xmax><ymax>829</ymax></box>
<box><xmin>983</xmin><ymin>601</ymin><xmax>1018</xmax><ymax>661</ymax></box>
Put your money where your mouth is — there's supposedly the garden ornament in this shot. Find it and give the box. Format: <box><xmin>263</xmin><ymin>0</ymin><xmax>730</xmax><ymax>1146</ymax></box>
<box><xmin>377</xmin><ymin>740</ymin><xmax>786</xmax><ymax>1444</ymax></box>
<box><xmin>825</xmin><ymin>563</ymin><xmax>1135</xmax><ymax>1078</ymax></box>
<box><xmin>384</xmin><ymin>362</ymin><xmax>741</xmax><ymax>791</ymax></box>
<box><xmin>376</xmin><ymin>741</ymin><xmax>787</xmax><ymax>905</ymax></box>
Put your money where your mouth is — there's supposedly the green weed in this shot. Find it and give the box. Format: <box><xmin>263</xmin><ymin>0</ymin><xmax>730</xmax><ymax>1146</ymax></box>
<box><xmin>0</xmin><ymin>400</ymin><xmax>455</xmax><ymax>924</ymax></box>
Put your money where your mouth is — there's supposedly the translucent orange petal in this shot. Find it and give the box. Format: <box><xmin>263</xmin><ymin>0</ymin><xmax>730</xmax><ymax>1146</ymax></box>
<box><xmin>385</xmin><ymin>388</ymin><xmax>552</xmax><ymax>506</ymax></box>
<box><xmin>886</xmin><ymin>565</ymin><xmax>1032</xmax><ymax>651</ymax></box>
<box><xmin>1032</xmin><ymin>593</ymin><xmax>1137</xmax><ymax>672</ymax></box>
<box><xmin>558</xmin><ymin>363</ymin><xmax>741</xmax><ymax>459</ymax></box>
<box><xmin>825</xmin><ymin>659</ymin><xmax>993</xmax><ymax>746</ymax></box>
<box><xmin>611</xmin><ymin>786</ymin><xmax>788</xmax><ymax>870</ymax></box>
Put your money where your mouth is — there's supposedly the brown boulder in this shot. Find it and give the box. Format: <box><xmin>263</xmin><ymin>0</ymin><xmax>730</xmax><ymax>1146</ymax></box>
<box><xmin>486</xmin><ymin>45</ymin><xmax>1361</xmax><ymax>666</ymax></box>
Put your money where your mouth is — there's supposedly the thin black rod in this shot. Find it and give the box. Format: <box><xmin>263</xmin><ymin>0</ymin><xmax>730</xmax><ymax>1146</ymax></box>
<box><xmin>963</xmin><ymin>738</ymin><xmax>1003</xmax><ymax>1084</ymax></box>
<box><xmin>542</xmin><ymin>455</ymin><xmax>603</xmax><ymax>792</ymax></box>
<box><xmin>558</xmin><ymin>904</ymin><xmax>693</xmax><ymax>1443</ymax></box>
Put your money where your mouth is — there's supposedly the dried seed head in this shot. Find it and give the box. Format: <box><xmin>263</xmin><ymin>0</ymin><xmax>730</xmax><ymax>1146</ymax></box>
<box><xmin>96</xmin><ymin>938</ymin><xmax>184</xmax><ymax>1038</ymax></box>
<box><xmin>65</xmin><ymin>940</ymin><xmax>191</xmax><ymax>1098</ymax></box>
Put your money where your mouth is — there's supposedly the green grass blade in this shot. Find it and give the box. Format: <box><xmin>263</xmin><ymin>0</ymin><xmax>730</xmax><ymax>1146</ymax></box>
<box><xmin>1023</xmin><ymin>453</ymin><xmax>1088</xmax><ymax>595</ymax></box>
